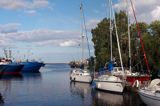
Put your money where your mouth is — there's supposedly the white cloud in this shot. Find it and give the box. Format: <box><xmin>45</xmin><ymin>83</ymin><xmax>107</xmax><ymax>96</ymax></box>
<box><xmin>5</xmin><ymin>29</ymin><xmax>80</xmax><ymax>42</ymax></box>
<box><xmin>0</xmin><ymin>0</ymin><xmax>49</xmax><ymax>10</ymax></box>
<box><xmin>35</xmin><ymin>39</ymin><xmax>80</xmax><ymax>47</ymax></box>
<box><xmin>0</xmin><ymin>19</ymin><xmax>97</xmax><ymax>48</ymax></box>
<box><xmin>0</xmin><ymin>34</ymin><xmax>14</xmax><ymax>47</ymax></box>
<box><xmin>25</xmin><ymin>10</ymin><xmax>37</xmax><ymax>15</ymax></box>
<box><xmin>0</xmin><ymin>23</ymin><xmax>20</xmax><ymax>33</ymax></box>
<box><xmin>32</xmin><ymin>0</ymin><xmax>49</xmax><ymax>8</ymax></box>
<box><xmin>86</xmin><ymin>19</ymin><xmax>100</xmax><ymax>30</ymax></box>
<box><xmin>114</xmin><ymin>0</ymin><xmax>160</xmax><ymax>23</ymax></box>
<box><xmin>59</xmin><ymin>40</ymin><xmax>80</xmax><ymax>47</ymax></box>
<box><xmin>151</xmin><ymin>6</ymin><xmax>160</xmax><ymax>21</ymax></box>
<box><xmin>0</xmin><ymin>23</ymin><xmax>81</xmax><ymax>47</ymax></box>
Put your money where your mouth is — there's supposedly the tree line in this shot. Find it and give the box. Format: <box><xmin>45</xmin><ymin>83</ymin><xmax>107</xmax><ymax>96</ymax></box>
<box><xmin>91</xmin><ymin>11</ymin><xmax>160</xmax><ymax>74</ymax></box>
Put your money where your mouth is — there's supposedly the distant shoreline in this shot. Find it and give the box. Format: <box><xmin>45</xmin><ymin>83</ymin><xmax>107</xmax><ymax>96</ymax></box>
<box><xmin>44</xmin><ymin>63</ymin><xmax>68</xmax><ymax>64</ymax></box>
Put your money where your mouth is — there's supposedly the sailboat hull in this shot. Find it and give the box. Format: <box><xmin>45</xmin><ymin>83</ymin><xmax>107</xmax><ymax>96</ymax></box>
<box><xmin>138</xmin><ymin>89</ymin><xmax>160</xmax><ymax>106</ymax></box>
<box><xmin>95</xmin><ymin>80</ymin><xmax>124</xmax><ymax>94</ymax></box>
<box><xmin>70</xmin><ymin>75</ymin><xmax>92</xmax><ymax>83</ymax></box>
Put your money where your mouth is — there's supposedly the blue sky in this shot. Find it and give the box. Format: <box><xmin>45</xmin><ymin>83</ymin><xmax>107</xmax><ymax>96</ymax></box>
<box><xmin>0</xmin><ymin>0</ymin><xmax>159</xmax><ymax>63</ymax></box>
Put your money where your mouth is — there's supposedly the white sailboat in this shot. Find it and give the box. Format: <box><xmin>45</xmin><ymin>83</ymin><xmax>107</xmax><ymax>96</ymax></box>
<box><xmin>138</xmin><ymin>79</ymin><xmax>160</xmax><ymax>106</ymax></box>
<box><xmin>70</xmin><ymin>68</ymin><xmax>92</xmax><ymax>83</ymax></box>
<box><xmin>106</xmin><ymin>0</ymin><xmax>150</xmax><ymax>87</ymax></box>
<box><xmin>70</xmin><ymin>1</ymin><xmax>92</xmax><ymax>83</ymax></box>
<box><xmin>95</xmin><ymin>0</ymin><xmax>125</xmax><ymax>93</ymax></box>
<box><xmin>96</xmin><ymin>75</ymin><xmax>124</xmax><ymax>93</ymax></box>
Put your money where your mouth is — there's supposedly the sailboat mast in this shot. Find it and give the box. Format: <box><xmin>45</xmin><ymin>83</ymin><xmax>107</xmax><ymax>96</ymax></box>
<box><xmin>81</xmin><ymin>36</ymin><xmax>85</xmax><ymax>62</ymax></box>
<box><xmin>80</xmin><ymin>2</ymin><xmax>85</xmax><ymax>61</ymax></box>
<box><xmin>80</xmin><ymin>0</ymin><xmax>91</xmax><ymax>58</ymax></box>
<box><xmin>81</xmin><ymin>29</ymin><xmax>85</xmax><ymax>62</ymax></box>
<box><xmin>110</xmin><ymin>0</ymin><xmax>125</xmax><ymax>73</ymax></box>
<box><xmin>130</xmin><ymin>0</ymin><xmax>150</xmax><ymax>74</ymax></box>
<box><xmin>109</xmin><ymin>0</ymin><xmax>113</xmax><ymax>61</ymax></box>
<box><xmin>125</xmin><ymin>0</ymin><xmax>132</xmax><ymax>72</ymax></box>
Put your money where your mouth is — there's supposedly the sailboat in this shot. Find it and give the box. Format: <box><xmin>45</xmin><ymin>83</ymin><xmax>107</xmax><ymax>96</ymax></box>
<box><xmin>95</xmin><ymin>0</ymin><xmax>125</xmax><ymax>93</ymax></box>
<box><xmin>123</xmin><ymin>0</ymin><xmax>160</xmax><ymax>105</ymax></box>
<box><xmin>138</xmin><ymin>79</ymin><xmax>160</xmax><ymax>106</ymax></box>
<box><xmin>70</xmin><ymin>1</ymin><xmax>92</xmax><ymax>83</ymax></box>
<box><xmin>108</xmin><ymin>0</ymin><xmax>150</xmax><ymax>86</ymax></box>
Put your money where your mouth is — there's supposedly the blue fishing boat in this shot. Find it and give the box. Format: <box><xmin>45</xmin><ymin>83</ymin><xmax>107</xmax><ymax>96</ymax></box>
<box><xmin>0</xmin><ymin>58</ymin><xmax>24</xmax><ymax>75</ymax></box>
<box><xmin>21</xmin><ymin>61</ymin><xmax>45</xmax><ymax>73</ymax></box>
<box><xmin>0</xmin><ymin>63</ymin><xmax>24</xmax><ymax>75</ymax></box>
<box><xmin>3</xmin><ymin>63</ymin><xmax>24</xmax><ymax>74</ymax></box>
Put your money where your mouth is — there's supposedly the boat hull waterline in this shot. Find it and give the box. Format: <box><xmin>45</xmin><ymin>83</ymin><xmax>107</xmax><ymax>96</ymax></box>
<box><xmin>96</xmin><ymin>80</ymin><xmax>124</xmax><ymax>93</ymax></box>
<box><xmin>0</xmin><ymin>64</ymin><xmax>24</xmax><ymax>75</ymax></box>
<box><xmin>139</xmin><ymin>89</ymin><xmax>160</xmax><ymax>106</ymax></box>
<box><xmin>21</xmin><ymin>62</ymin><xmax>45</xmax><ymax>73</ymax></box>
<box><xmin>70</xmin><ymin>75</ymin><xmax>92</xmax><ymax>83</ymax></box>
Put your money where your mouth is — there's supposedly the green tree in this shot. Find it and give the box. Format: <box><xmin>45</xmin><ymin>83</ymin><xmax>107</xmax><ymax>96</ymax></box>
<box><xmin>91</xmin><ymin>11</ymin><xmax>160</xmax><ymax>74</ymax></box>
<box><xmin>92</xmin><ymin>11</ymin><xmax>128</xmax><ymax>70</ymax></box>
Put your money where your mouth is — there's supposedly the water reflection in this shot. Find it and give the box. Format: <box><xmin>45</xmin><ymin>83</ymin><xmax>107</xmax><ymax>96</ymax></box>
<box><xmin>0</xmin><ymin>80</ymin><xmax>12</xmax><ymax>106</ymax></box>
<box><xmin>0</xmin><ymin>64</ymin><xmax>148</xmax><ymax>106</ymax></box>
<box><xmin>0</xmin><ymin>93</ymin><xmax>4</xmax><ymax>106</ymax></box>
<box><xmin>123</xmin><ymin>92</ymin><xmax>146</xmax><ymax>106</ymax></box>
<box><xmin>93</xmin><ymin>91</ymin><xmax>123</xmax><ymax>106</ymax></box>
<box><xmin>22</xmin><ymin>73</ymin><xmax>42</xmax><ymax>80</ymax></box>
<box><xmin>0</xmin><ymin>74</ymin><xmax>23</xmax><ymax>80</ymax></box>
<box><xmin>70</xmin><ymin>82</ymin><xmax>92</xmax><ymax>106</ymax></box>
<box><xmin>70</xmin><ymin>82</ymin><xmax>146</xmax><ymax>106</ymax></box>
<box><xmin>0</xmin><ymin>73</ymin><xmax>42</xmax><ymax>106</ymax></box>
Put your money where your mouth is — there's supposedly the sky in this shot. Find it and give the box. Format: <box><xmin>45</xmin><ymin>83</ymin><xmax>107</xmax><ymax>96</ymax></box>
<box><xmin>0</xmin><ymin>0</ymin><xmax>159</xmax><ymax>63</ymax></box>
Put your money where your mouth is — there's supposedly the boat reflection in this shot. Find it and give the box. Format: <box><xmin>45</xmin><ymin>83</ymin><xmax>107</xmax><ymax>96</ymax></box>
<box><xmin>22</xmin><ymin>73</ymin><xmax>42</xmax><ymax>81</ymax></box>
<box><xmin>0</xmin><ymin>73</ymin><xmax>23</xmax><ymax>80</ymax></box>
<box><xmin>70</xmin><ymin>82</ymin><xmax>92</xmax><ymax>105</ymax></box>
<box><xmin>93</xmin><ymin>91</ymin><xmax>146</xmax><ymax>106</ymax></box>
<box><xmin>0</xmin><ymin>93</ymin><xmax>4</xmax><ymax>105</ymax></box>
<box><xmin>0</xmin><ymin>79</ymin><xmax>12</xmax><ymax>105</ymax></box>
<box><xmin>93</xmin><ymin>91</ymin><xmax>123</xmax><ymax>106</ymax></box>
<box><xmin>123</xmin><ymin>92</ymin><xmax>146</xmax><ymax>106</ymax></box>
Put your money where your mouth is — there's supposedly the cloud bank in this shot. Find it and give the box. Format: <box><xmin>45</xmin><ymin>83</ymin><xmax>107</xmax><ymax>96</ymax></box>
<box><xmin>0</xmin><ymin>0</ymin><xmax>49</xmax><ymax>10</ymax></box>
<box><xmin>0</xmin><ymin>17</ymin><xmax>100</xmax><ymax>48</ymax></box>
<box><xmin>114</xmin><ymin>0</ymin><xmax>160</xmax><ymax>23</ymax></box>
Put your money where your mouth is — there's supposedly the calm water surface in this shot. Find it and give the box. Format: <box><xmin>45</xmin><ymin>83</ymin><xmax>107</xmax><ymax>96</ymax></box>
<box><xmin>0</xmin><ymin>63</ymin><xmax>146</xmax><ymax>106</ymax></box>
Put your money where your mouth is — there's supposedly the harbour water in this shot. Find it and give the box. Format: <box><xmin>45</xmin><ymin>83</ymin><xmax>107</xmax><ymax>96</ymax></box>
<box><xmin>0</xmin><ymin>63</ymin><xmax>146</xmax><ymax>106</ymax></box>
